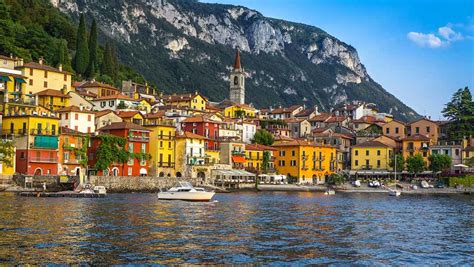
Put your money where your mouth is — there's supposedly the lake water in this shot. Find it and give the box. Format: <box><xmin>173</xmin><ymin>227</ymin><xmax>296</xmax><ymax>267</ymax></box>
<box><xmin>0</xmin><ymin>192</ymin><xmax>473</xmax><ymax>265</ymax></box>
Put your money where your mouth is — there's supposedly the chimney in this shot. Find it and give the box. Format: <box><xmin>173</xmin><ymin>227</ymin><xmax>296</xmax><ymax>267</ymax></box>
<box><xmin>34</xmin><ymin>95</ymin><xmax>39</xmax><ymax>106</ymax></box>
<box><xmin>79</xmin><ymin>104</ymin><xmax>84</xmax><ymax>111</ymax></box>
<box><xmin>9</xmin><ymin>53</ymin><xmax>13</xmax><ymax>59</ymax></box>
<box><xmin>38</xmin><ymin>57</ymin><xmax>44</xmax><ymax>65</ymax></box>
<box><xmin>58</xmin><ymin>64</ymin><xmax>63</xmax><ymax>72</ymax></box>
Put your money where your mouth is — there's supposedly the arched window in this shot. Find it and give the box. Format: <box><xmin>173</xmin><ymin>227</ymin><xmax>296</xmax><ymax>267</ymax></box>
<box><xmin>112</xmin><ymin>167</ymin><xmax>119</xmax><ymax>176</ymax></box>
<box><xmin>159</xmin><ymin>172</ymin><xmax>165</xmax><ymax>177</ymax></box>
<box><xmin>176</xmin><ymin>172</ymin><xmax>182</xmax><ymax>178</ymax></box>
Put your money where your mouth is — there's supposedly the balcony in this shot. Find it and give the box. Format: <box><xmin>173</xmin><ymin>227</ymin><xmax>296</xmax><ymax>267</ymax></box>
<box><xmin>312</xmin><ymin>156</ymin><xmax>326</xmax><ymax>161</ymax></box>
<box><xmin>30</xmin><ymin>157</ymin><xmax>58</xmax><ymax>163</ymax></box>
<box><xmin>30</xmin><ymin>129</ymin><xmax>58</xmax><ymax>136</ymax></box>
<box><xmin>63</xmin><ymin>159</ymin><xmax>80</xmax><ymax>164</ymax></box>
<box><xmin>128</xmin><ymin>136</ymin><xmax>150</xmax><ymax>142</ymax></box>
<box><xmin>157</xmin><ymin>162</ymin><xmax>175</xmax><ymax>168</ymax></box>
<box><xmin>231</xmin><ymin>150</ymin><xmax>246</xmax><ymax>156</ymax></box>
<box><xmin>156</xmin><ymin>134</ymin><xmax>174</xmax><ymax>140</ymax></box>
<box><xmin>301</xmin><ymin>155</ymin><xmax>309</xmax><ymax>161</ymax></box>
<box><xmin>361</xmin><ymin>165</ymin><xmax>373</xmax><ymax>170</ymax></box>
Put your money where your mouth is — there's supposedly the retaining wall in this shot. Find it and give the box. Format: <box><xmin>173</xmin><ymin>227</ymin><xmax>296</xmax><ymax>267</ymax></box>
<box><xmin>88</xmin><ymin>176</ymin><xmax>202</xmax><ymax>192</ymax></box>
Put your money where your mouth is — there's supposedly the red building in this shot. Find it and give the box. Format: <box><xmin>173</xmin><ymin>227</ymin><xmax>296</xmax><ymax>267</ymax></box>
<box><xmin>181</xmin><ymin>116</ymin><xmax>220</xmax><ymax>151</ymax></box>
<box><xmin>88</xmin><ymin>122</ymin><xmax>151</xmax><ymax>176</ymax></box>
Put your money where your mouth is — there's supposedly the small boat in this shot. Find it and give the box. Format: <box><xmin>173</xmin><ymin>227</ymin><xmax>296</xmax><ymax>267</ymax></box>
<box><xmin>388</xmin><ymin>188</ymin><xmax>401</xmax><ymax>196</ymax></box>
<box><xmin>324</xmin><ymin>189</ymin><xmax>336</xmax><ymax>195</ymax></box>
<box><xmin>158</xmin><ymin>182</ymin><xmax>215</xmax><ymax>202</ymax></box>
<box><xmin>93</xmin><ymin>186</ymin><xmax>107</xmax><ymax>195</ymax></box>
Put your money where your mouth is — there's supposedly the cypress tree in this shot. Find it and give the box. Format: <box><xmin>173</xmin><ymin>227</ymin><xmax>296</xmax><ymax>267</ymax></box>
<box><xmin>101</xmin><ymin>41</ymin><xmax>114</xmax><ymax>77</ymax></box>
<box><xmin>86</xmin><ymin>17</ymin><xmax>97</xmax><ymax>78</ymax></box>
<box><xmin>73</xmin><ymin>13</ymin><xmax>89</xmax><ymax>75</ymax></box>
<box><xmin>55</xmin><ymin>40</ymin><xmax>72</xmax><ymax>72</ymax></box>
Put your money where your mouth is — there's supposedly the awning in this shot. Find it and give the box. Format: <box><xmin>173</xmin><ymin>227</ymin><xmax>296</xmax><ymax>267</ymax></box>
<box><xmin>14</xmin><ymin>77</ymin><xmax>26</xmax><ymax>84</ymax></box>
<box><xmin>212</xmin><ymin>169</ymin><xmax>256</xmax><ymax>177</ymax></box>
<box><xmin>140</xmin><ymin>168</ymin><xmax>148</xmax><ymax>175</ymax></box>
<box><xmin>0</xmin><ymin>76</ymin><xmax>11</xmax><ymax>82</ymax></box>
<box><xmin>232</xmin><ymin>156</ymin><xmax>246</xmax><ymax>163</ymax></box>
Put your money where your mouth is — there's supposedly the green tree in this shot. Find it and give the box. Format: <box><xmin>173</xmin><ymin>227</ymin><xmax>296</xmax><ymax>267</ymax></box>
<box><xmin>406</xmin><ymin>154</ymin><xmax>426</xmax><ymax>177</ymax></box>
<box><xmin>85</xmin><ymin>17</ymin><xmax>98</xmax><ymax>78</ymax></box>
<box><xmin>428</xmin><ymin>153</ymin><xmax>452</xmax><ymax>173</ymax></box>
<box><xmin>95</xmin><ymin>135</ymin><xmax>129</xmax><ymax>173</ymax></box>
<box><xmin>0</xmin><ymin>140</ymin><xmax>15</xmax><ymax>167</ymax></box>
<box><xmin>252</xmin><ymin>129</ymin><xmax>274</xmax><ymax>146</ymax></box>
<box><xmin>102</xmin><ymin>41</ymin><xmax>117</xmax><ymax>81</ymax></box>
<box><xmin>55</xmin><ymin>39</ymin><xmax>71</xmax><ymax>71</ymax></box>
<box><xmin>327</xmin><ymin>173</ymin><xmax>345</xmax><ymax>185</ymax></box>
<box><xmin>73</xmin><ymin>13</ymin><xmax>89</xmax><ymax>75</ymax></box>
<box><xmin>262</xmin><ymin>151</ymin><xmax>271</xmax><ymax>173</ymax></box>
<box><xmin>442</xmin><ymin>87</ymin><xmax>474</xmax><ymax>140</ymax></box>
<box><xmin>389</xmin><ymin>153</ymin><xmax>405</xmax><ymax>173</ymax></box>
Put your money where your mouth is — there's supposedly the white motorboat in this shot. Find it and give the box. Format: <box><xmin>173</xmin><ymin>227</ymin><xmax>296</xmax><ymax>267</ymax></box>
<box><xmin>157</xmin><ymin>182</ymin><xmax>215</xmax><ymax>202</ymax></box>
<box><xmin>93</xmin><ymin>186</ymin><xmax>107</xmax><ymax>195</ymax></box>
<box><xmin>324</xmin><ymin>189</ymin><xmax>336</xmax><ymax>195</ymax></box>
<box><xmin>388</xmin><ymin>188</ymin><xmax>401</xmax><ymax>196</ymax></box>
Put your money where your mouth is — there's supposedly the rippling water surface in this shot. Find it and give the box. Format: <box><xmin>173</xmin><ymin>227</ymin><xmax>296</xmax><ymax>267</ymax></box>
<box><xmin>0</xmin><ymin>192</ymin><xmax>473</xmax><ymax>265</ymax></box>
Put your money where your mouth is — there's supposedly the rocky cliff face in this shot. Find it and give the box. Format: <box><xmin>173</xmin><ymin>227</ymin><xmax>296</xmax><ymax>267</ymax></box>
<box><xmin>52</xmin><ymin>0</ymin><xmax>418</xmax><ymax>121</ymax></box>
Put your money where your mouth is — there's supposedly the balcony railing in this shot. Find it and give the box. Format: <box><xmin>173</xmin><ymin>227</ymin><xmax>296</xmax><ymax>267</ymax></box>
<box><xmin>231</xmin><ymin>150</ymin><xmax>246</xmax><ymax>156</ymax></box>
<box><xmin>361</xmin><ymin>165</ymin><xmax>373</xmax><ymax>170</ymax></box>
<box><xmin>156</xmin><ymin>134</ymin><xmax>174</xmax><ymax>140</ymax></box>
<box><xmin>312</xmin><ymin>156</ymin><xmax>326</xmax><ymax>161</ymax></box>
<box><xmin>157</xmin><ymin>162</ymin><xmax>175</xmax><ymax>168</ymax></box>
<box><xmin>30</xmin><ymin>129</ymin><xmax>58</xmax><ymax>136</ymax></box>
<box><xmin>30</xmin><ymin>157</ymin><xmax>58</xmax><ymax>163</ymax></box>
<box><xmin>128</xmin><ymin>136</ymin><xmax>150</xmax><ymax>142</ymax></box>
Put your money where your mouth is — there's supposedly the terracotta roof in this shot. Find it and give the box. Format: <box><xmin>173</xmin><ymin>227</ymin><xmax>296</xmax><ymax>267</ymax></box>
<box><xmin>245</xmin><ymin>143</ymin><xmax>277</xmax><ymax>151</ymax></box>
<box><xmin>274</xmin><ymin>135</ymin><xmax>295</xmax><ymax>142</ymax></box>
<box><xmin>0</xmin><ymin>55</ymin><xmax>13</xmax><ymax>60</ymax></box>
<box><xmin>353</xmin><ymin>140</ymin><xmax>390</xmax><ymax>148</ymax></box>
<box><xmin>284</xmin><ymin>118</ymin><xmax>307</xmax><ymax>123</ymax></box>
<box><xmin>402</xmin><ymin>134</ymin><xmax>431</xmax><ymax>141</ymax></box>
<box><xmin>313</xmin><ymin>132</ymin><xmax>353</xmax><ymax>139</ymax></box>
<box><xmin>384</xmin><ymin>119</ymin><xmax>406</xmax><ymax>126</ymax></box>
<box><xmin>312</xmin><ymin>128</ymin><xmax>332</xmax><ymax>134</ymax></box>
<box><xmin>162</xmin><ymin>92</ymin><xmax>208</xmax><ymax>102</ymax></box>
<box><xmin>95</xmin><ymin>109</ymin><xmax>116</xmax><ymax>118</ymax></box>
<box><xmin>145</xmin><ymin>111</ymin><xmax>166</xmax><ymax>119</ymax></box>
<box><xmin>56</xmin><ymin>105</ymin><xmax>95</xmax><ymax>114</ymax></box>
<box><xmin>35</xmin><ymin>89</ymin><xmax>71</xmax><ymax>98</ymax></box>
<box><xmin>270</xmin><ymin>105</ymin><xmax>303</xmax><ymax>114</ymax></box>
<box><xmin>272</xmin><ymin>139</ymin><xmax>316</xmax><ymax>147</ymax></box>
<box><xmin>95</xmin><ymin>94</ymin><xmax>135</xmax><ymax>101</ymax></box>
<box><xmin>295</xmin><ymin>108</ymin><xmax>315</xmax><ymax>117</ymax></box>
<box><xmin>234</xmin><ymin>49</ymin><xmax>241</xmax><ymax>70</ymax></box>
<box><xmin>76</xmin><ymin>89</ymin><xmax>98</xmax><ymax>98</ymax></box>
<box><xmin>326</xmin><ymin>116</ymin><xmax>347</xmax><ymax>123</ymax></box>
<box><xmin>176</xmin><ymin>131</ymin><xmax>206</xmax><ymax>139</ymax></box>
<box><xmin>308</xmin><ymin>113</ymin><xmax>332</xmax><ymax>122</ymax></box>
<box><xmin>99</xmin><ymin>122</ymin><xmax>149</xmax><ymax>132</ymax></box>
<box><xmin>409</xmin><ymin>117</ymin><xmax>438</xmax><ymax>125</ymax></box>
<box><xmin>60</xmin><ymin>126</ymin><xmax>85</xmax><ymax>135</ymax></box>
<box><xmin>114</xmin><ymin>110</ymin><xmax>143</xmax><ymax>119</ymax></box>
<box><xmin>19</xmin><ymin>61</ymin><xmax>72</xmax><ymax>74</ymax></box>
<box><xmin>77</xmin><ymin>80</ymin><xmax>119</xmax><ymax>91</ymax></box>
<box><xmin>182</xmin><ymin>115</ymin><xmax>220</xmax><ymax>124</ymax></box>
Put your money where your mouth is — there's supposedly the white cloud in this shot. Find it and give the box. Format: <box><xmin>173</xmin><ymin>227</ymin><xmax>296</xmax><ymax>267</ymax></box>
<box><xmin>407</xmin><ymin>23</ymin><xmax>469</xmax><ymax>48</ymax></box>
<box><xmin>438</xmin><ymin>25</ymin><xmax>463</xmax><ymax>41</ymax></box>
<box><xmin>407</xmin><ymin>32</ymin><xmax>445</xmax><ymax>48</ymax></box>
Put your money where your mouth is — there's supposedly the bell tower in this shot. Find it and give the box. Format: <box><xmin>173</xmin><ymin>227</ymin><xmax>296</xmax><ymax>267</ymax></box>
<box><xmin>229</xmin><ymin>49</ymin><xmax>245</xmax><ymax>104</ymax></box>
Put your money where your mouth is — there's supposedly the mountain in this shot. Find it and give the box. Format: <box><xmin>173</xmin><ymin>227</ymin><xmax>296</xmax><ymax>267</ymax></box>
<box><xmin>52</xmin><ymin>0</ymin><xmax>419</xmax><ymax>121</ymax></box>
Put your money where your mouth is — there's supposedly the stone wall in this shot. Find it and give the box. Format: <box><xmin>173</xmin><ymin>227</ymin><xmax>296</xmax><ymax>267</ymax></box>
<box><xmin>88</xmin><ymin>176</ymin><xmax>202</xmax><ymax>192</ymax></box>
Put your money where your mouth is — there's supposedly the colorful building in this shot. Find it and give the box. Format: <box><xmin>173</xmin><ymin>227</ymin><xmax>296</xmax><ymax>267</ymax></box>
<box><xmin>181</xmin><ymin>115</ymin><xmax>220</xmax><ymax>151</ymax></box>
<box><xmin>272</xmin><ymin>140</ymin><xmax>337</xmax><ymax>184</ymax></box>
<box><xmin>2</xmin><ymin>110</ymin><xmax>59</xmax><ymax>176</ymax></box>
<box><xmin>58</xmin><ymin>127</ymin><xmax>88</xmax><ymax>181</ymax></box>
<box><xmin>175</xmin><ymin>131</ymin><xmax>207</xmax><ymax>178</ymax></box>
<box><xmin>351</xmin><ymin>140</ymin><xmax>394</xmax><ymax>171</ymax></box>
<box><xmin>224</xmin><ymin>103</ymin><xmax>256</xmax><ymax>118</ymax></box>
<box><xmin>94</xmin><ymin>110</ymin><xmax>123</xmax><ymax>130</ymax></box>
<box><xmin>162</xmin><ymin>92</ymin><xmax>208</xmax><ymax>111</ymax></box>
<box><xmin>408</xmin><ymin>118</ymin><xmax>440</xmax><ymax>143</ymax></box>
<box><xmin>219</xmin><ymin>140</ymin><xmax>246</xmax><ymax>169</ymax></box>
<box><xmin>402</xmin><ymin>134</ymin><xmax>432</xmax><ymax>163</ymax></box>
<box><xmin>92</xmin><ymin>94</ymin><xmax>138</xmax><ymax>111</ymax></box>
<box><xmin>382</xmin><ymin>120</ymin><xmax>407</xmax><ymax>139</ymax></box>
<box><xmin>57</xmin><ymin>105</ymin><xmax>95</xmax><ymax>134</ymax></box>
<box><xmin>245</xmin><ymin>143</ymin><xmax>276</xmax><ymax>173</ymax></box>
<box><xmin>17</xmin><ymin>59</ymin><xmax>72</xmax><ymax>95</ymax></box>
<box><xmin>88</xmin><ymin>122</ymin><xmax>150</xmax><ymax>176</ymax></box>
<box><xmin>75</xmin><ymin>80</ymin><xmax>120</xmax><ymax>97</ymax></box>
<box><xmin>145</xmin><ymin>120</ymin><xmax>176</xmax><ymax>177</ymax></box>
<box><xmin>0</xmin><ymin>62</ymin><xmax>35</xmax><ymax>115</ymax></box>
<box><xmin>115</xmin><ymin>110</ymin><xmax>145</xmax><ymax>125</ymax></box>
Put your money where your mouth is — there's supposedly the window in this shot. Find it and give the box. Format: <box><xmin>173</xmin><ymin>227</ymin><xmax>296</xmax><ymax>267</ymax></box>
<box><xmin>64</xmin><ymin>74</ymin><xmax>67</xmax><ymax>81</ymax></box>
<box><xmin>415</xmin><ymin>127</ymin><xmax>419</xmax><ymax>134</ymax></box>
<box><xmin>355</xmin><ymin>160</ymin><xmax>358</xmax><ymax>166</ymax></box>
<box><xmin>290</xmin><ymin>160</ymin><xmax>297</xmax><ymax>166</ymax></box>
<box><xmin>20</xmin><ymin>152</ymin><xmax>25</xmax><ymax>159</ymax></box>
<box><xmin>64</xmin><ymin>152</ymin><xmax>69</xmax><ymax>161</ymax></box>
<box><xmin>87</xmin><ymin>115</ymin><xmax>91</xmax><ymax>121</ymax></box>
<box><xmin>128</xmin><ymin>167</ymin><xmax>133</xmax><ymax>176</ymax></box>
<box><xmin>366</xmin><ymin>150</ymin><xmax>369</xmax><ymax>156</ymax></box>
<box><xmin>455</xmin><ymin>149</ymin><xmax>459</xmax><ymax>156</ymax></box>
<box><xmin>44</xmin><ymin>71</ymin><xmax>48</xmax><ymax>78</ymax></box>
<box><xmin>109</xmin><ymin>100</ymin><xmax>114</xmax><ymax>107</ymax></box>
<box><xmin>128</xmin><ymin>157</ymin><xmax>134</xmax><ymax>165</ymax></box>
<box><xmin>279</xmin><ymin>151</ymin><xmax>285</xmax><ymax>157</ymax></box>
<box><xmin>377</xmin><ymin>160</ymin><xmax>381</xmax><ymax>168</ymax></box>
<box><xmin>395</xmin><ymin>127</ymin><xmax>399</xmax><ymax>134</ymax></box>
<box><xmin>44</xmin><ymin>81</ymin><xmax>48</xmax><ymax>88</ymax></box>
<box><xmin>129</xmin><ymin>143</ymin><xmax>134</xmax><ymax>152</ymax></box>
<box><xmin>366</xmin><ymin>159</ymin><xmax>370</xmax><ymax>167</ymax></box>
<box><xmin>423</xmin><ymin>151</ymin><xmax>427</xmax><ymax>157</ymax></box>
<box><xmin>75</xmin><ymin>114</ymin><xmax>78</xmax><ymax>120</ymax></box>
<box><xmin>160</xmin><ymin>141</ymin><xmax>163</xmax><ymax>148</ymax></box>
<box><xmin>168</xmin><ymin>142</ymin><xmax>172</xmax><ymax>148</ymax></box>
<box><xmin>355</xmin><ymin>150</ymin><xmax>359</xmax><ymax>156</ymax></box>
<box><xmin>29</xmin><ymin>79</ymin><xmax>33</xmax><ymax>86</ymax></box>
<box><xmin>101</xmin><ymin>102</ymin><xmax>106</xmax><ymax>108</ymax></box>
<box><xmin>426</xmin><ymin>126</ymin><xmax>430</xmax><ymax>133</ymax></box>
<box><xmin>87</xmin><ymin>127</ymin><xmax>91</xmax><ymax>133</ymax></box>
<box><xmin>279</xmin><ymin>160</ymin><xmax>285</xmax><ymax>166</ymax></box>
<box><xmin>291</xmin><ymin>150</ymin><xmax>295</xmax><ymax>157</ymax></box>
<box><xmin>377</xmin><ymin>150</ymin><xmax>381</xmax><ymax>156</ymax></box>
<box><xmin>29</xmin><ymin>69</ymin><xmax>33</xmax><ymax>75</ymax></box>
<box><xmin>386</xmin><ymin>128</ymin><xmax>390</xmax><ymax>134</ymax></box>
<box><xmin>141</xmin><ymin>143</ymin><xmax>146</xmax><ymax>153</ymax></box>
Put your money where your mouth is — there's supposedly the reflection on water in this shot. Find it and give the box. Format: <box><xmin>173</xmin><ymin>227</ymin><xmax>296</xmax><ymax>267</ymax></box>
<box><xmin>0</xmin><ymin>191</ymin><xmax>473</xmax><ymax>265</ymax></box>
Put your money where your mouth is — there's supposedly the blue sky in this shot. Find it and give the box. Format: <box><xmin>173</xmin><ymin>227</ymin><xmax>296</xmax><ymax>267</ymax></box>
<box><xmin>202</xmin><ymin>0</ymin><xmax>474</xmax><ymax>119</ymax></box>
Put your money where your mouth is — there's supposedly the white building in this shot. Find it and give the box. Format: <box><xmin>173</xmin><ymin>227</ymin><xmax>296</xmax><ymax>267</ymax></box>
<box><xmin>57</xmin><ymin>105</ymin><xmax>96</xmax><ymax>133</ymax></box>
<box><xmin>92</xmin><ymin>94</ymin><xmax>139</xmax><ymax>111</ymax></box>
<box><xmin>236</xmin><ymin>120</ymin><xmax>257</xmax><ymax>144</ymax></box>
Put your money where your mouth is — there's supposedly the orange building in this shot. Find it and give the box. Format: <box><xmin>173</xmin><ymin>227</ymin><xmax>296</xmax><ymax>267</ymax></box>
<box><xmin>58</xmin><ymin>127</ymin><xmax>89</xmax><ymax>178</ymax></box>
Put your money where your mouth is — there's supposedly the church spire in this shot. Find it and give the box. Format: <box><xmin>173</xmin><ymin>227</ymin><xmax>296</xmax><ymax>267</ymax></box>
<box><xmin>233</xmin><ymin>48</ymin><xmax>241</xmax><ymax>70</ymax></box>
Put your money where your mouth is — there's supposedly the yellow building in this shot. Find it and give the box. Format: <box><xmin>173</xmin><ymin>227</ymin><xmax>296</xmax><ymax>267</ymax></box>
<box><xmin>0</xmin><ymin>65</ymin><xmax>36</xmax><ymax>115</ymax></box>
<box><xmin>351</xmin><ymin>140</ymin><xmax>394</xmax><ymax>171</ymax></box>
<box><xmin>115</xmin><ymin>110</ymin><xmax>145</xmax><ymax>125</ymax></box>
<box><xmin>175</xmin><ymin>131</ymin><xmax>206</xmax><ymax>178</ymax></box>
<box><xmin>162</xmin><ymin>92</ymin><xmax>207</xmax><ymax>111</ymax></box>
<box><xmin>402</xmin><ymin>134</ymin><xmax>432</xmax><ymax>164</ymax></box>
<box><xmin>245</xmin><ymin>143</ymin><xmax>276</xmax><ymax>173</ymax></box>
<box><xmin>35</xmin><ymin>89</ymin><xmax>71</xmax><ymax>111</ymax></box>
<box><xmin>17</xmin><ymin>59</ymin><xmax>72</xmax><ymax>95</ymax></box>
<box><xmin>272</xmin><ymin>140</ymin><xmax>337</xmax><ymax>184</ymax></box>
<box><xmin>224</xmin><ymin>104</ymin><xmax>256</xmax><ymax>118</ymax></box>
<box><xmin>145</xmin><ymin>120</ymin><xmax>176</xmax><ymax>177</ymax></box>
<box><xmin>137</xmin><ymin>99</ymin><xmax>152</xmax><ymax>113</ymax></box>
<box><xmin>75</xmin><ymin>80</ymin><xmax>119</xmax><ymax>97</ymax></box>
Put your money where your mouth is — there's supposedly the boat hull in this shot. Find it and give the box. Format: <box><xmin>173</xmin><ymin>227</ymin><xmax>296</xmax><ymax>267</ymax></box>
<box><xmin>157</xmin><ymin>191</ymin><xmax>215</xmax><ymax>202</ymax></box>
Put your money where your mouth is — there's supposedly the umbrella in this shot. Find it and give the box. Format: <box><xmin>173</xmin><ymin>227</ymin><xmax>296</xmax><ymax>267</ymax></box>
<box><xmin>453</xmin><ymin>164</ymin><xmax>468</xmax><ymax>168</ymax></box>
